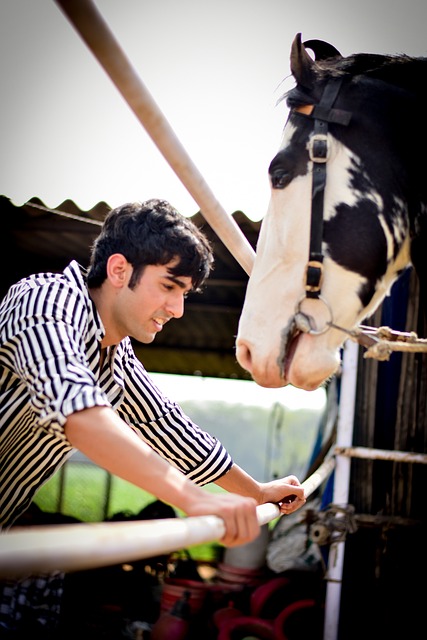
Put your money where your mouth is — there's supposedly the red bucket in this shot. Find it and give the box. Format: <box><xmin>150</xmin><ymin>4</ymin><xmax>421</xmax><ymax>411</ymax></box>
<box><xmin>160</xmin><ymin>578</ymin><xmax>209</xmax><ymax>617</ymax></box>
<box><xmin>216</xmin><ymin>562</ymin><xmax>267</xmax><ymax>588</ymax></box>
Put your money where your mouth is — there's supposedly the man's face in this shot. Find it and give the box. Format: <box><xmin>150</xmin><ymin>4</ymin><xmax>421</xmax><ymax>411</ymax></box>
<box><xmin>112</xmin><ymin>259</ymin><xmax>193</xmax><ymax>344</ymax></box>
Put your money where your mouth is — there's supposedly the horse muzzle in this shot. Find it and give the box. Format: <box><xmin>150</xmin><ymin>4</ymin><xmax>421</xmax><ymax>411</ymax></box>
<box><xmin>236</xmin><ymin>305</ymin><xmax>343</xmax><ymax>390</ymax></box>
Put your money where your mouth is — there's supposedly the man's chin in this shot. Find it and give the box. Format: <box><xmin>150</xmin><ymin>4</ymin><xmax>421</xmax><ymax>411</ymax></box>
<box><xmin>133</xmin><ymin>332</ymin><xmax>156</xmax><ymax>344</ymax></box>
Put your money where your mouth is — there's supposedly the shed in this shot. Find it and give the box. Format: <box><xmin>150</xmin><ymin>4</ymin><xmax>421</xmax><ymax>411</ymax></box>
<box><xmin>0</xmin><ymin>194</ymin><xmax>260</xmax><ymax>380</ymax></box>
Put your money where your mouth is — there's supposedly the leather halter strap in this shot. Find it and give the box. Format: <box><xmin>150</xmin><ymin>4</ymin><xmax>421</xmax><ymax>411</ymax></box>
<box><xmin>301</xmin><ymin>78</ymin><xmax>351</xmax><ymax>299</ymax></box>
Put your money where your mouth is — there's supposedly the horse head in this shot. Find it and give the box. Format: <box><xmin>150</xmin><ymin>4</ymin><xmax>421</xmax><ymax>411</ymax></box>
<box><xmin>236</xmin><ymin>33</ymin><xmax>427</xmax><ymax>390</ymax></box>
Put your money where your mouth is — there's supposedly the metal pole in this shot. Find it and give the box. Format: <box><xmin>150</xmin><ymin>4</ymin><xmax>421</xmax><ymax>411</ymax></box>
<box><xmin>0</xmin><ymin>460</ymin><xmax>334</xmax><ymax>579</ymax></box>
<box><xmin>53</xmin><ymin>0</ymin><xmax>256</xmax><ymax>276</ymax></box>
<box><xmin>0</xmin><ymin>503</ymin><xmax>274</xmax><ymax>578</ymax></box>
<box><xmin>323</xmin><ymin>340</ymin><xmax>359</xmax><ymax>640</ymax></box>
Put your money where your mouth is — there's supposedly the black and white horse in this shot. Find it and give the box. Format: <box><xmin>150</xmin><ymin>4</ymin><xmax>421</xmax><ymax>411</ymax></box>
<box><xmin>236</xmin><ymin>33</ymin><xmax>427</xmax><ymax>391</ymax></box>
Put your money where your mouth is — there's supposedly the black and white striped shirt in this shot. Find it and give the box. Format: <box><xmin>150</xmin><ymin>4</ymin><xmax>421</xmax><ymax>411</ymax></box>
<box><xmin>0</xmin><ymin>261</ymin><xmax>232</xmax><ymax>529</ymax></box>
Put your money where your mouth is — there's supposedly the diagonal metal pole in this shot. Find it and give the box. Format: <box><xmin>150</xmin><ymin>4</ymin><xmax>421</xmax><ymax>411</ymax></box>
<box><xmin>54</xmin><ymin>0</ymin><xmax>255</xmax><ymax>275</ymax></box>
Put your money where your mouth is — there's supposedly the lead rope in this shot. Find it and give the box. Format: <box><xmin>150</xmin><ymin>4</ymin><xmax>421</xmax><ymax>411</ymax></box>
<box><xmin>329</xmin><ymin>322</ymin><xmax>427</xmax><ymax>360</ymax></box>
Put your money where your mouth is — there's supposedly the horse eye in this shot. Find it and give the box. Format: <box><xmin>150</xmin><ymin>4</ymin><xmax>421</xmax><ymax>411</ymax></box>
<box><xmin>270</xmin><ymin>169</ymin><xmax>292</xmax><ymax>189</ymax></box>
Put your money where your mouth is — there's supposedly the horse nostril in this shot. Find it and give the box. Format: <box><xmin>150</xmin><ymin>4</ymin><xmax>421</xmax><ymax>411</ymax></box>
<box><xmin>236</xmin><ymin>342</ymin><xmax>253</xmax><ymax>374</ymax></box>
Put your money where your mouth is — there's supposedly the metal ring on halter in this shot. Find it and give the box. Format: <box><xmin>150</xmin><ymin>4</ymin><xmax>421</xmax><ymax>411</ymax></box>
<box><xmin>294</xmin><ymin>295</ymin><xmax>333</xmax><ymax>335</ymax></box>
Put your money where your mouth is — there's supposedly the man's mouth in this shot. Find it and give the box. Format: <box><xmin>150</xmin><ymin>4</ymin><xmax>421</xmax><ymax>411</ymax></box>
<box><xmin>153</xmin><ymin>318</ymin><xmax>167</xmax><ymax>331</ymax></box>
<box><xmin>153</xmin><ymin>317</ymin><xmax>167</xmax><ymax>331</ymax></box>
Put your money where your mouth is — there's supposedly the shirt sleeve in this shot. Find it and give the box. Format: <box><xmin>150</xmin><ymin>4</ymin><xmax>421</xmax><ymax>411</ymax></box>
<box><xmin>3</xmin><ymin>281</ymin><xmax>110</xmax><ymax>440</ymax></box>
<box><xmin>117</xmin><ymin>342</ymin><xmax>233</xmax><ymax>486</ymax></box>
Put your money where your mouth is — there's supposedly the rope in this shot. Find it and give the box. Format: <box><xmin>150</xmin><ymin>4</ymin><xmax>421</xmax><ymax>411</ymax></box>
<box><xmin>335</xmin><ymin>445</ymin><xmax>427</xmax><ymax>465</ymax></box>
<box><xmin>363</xmin><ymin>337</ymin><xmax>427</xmax><ymax>360</ymax></box>
<box><xmin>330</xmin><ymin>322</ymin><xmax>427</xmax><ymax>360</ymax></box>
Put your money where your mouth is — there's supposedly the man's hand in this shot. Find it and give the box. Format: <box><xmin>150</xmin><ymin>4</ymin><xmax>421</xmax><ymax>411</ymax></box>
<box><xmin>185</xmin><ymin>492</ymin><xmax>260</xmax><ymax>547</ymax></box>
<box><xmin>258</xmin><ymin>474</ymin><xmax>306</xmax><ymax>515</ymax></box>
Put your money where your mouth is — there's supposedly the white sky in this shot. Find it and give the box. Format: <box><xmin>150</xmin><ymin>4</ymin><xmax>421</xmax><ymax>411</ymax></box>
<box><xmin>1</xmin><ymin>0</ymin><xmax>426</xmax><ymax>221</ymax></box>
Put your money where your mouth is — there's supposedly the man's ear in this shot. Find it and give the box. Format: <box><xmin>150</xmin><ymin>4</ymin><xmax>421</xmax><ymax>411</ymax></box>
<box><xmin>106</xmin><ymin>254</ymin><xmax>130</xmax><ymax>287</ymax></box>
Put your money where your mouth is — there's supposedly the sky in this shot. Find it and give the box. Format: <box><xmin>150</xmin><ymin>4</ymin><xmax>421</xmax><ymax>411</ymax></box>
<box><xmin>1</xmin><ymin>0</ymin><xmax>426</xmax><ymax>222</ymax></box>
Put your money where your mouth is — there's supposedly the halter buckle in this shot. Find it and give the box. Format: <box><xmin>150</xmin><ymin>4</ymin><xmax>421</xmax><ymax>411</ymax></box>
<box><xmin>308</xmin><ymin>134</ymin><xmax>329</xmax><ymax>163</ymax></box>
<box><xmin>305</xmin><ymin>259</ymin><xmax>324</xmax><ymax>295</ymax></box>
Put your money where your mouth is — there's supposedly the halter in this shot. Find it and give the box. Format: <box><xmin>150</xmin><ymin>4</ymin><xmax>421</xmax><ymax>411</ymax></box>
<box><xmin>295</xmin><ymin>78</ymin><xmax>352</xmax><ymax>334</ymax></box>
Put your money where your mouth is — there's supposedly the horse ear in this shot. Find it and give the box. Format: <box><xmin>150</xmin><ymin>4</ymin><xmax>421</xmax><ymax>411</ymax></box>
<box><xmin>302</xmin><ymin>39</ymin><xmax>342</xmax><ymax>60</ymax></box>
<box><xmin>290</xmin><ymin>33</ymin><xmax>316</xmax><ymax>89</ymax></box>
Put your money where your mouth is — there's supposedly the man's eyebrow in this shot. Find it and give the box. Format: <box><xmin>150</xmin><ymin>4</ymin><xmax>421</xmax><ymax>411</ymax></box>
<box><xmin>164</xmin><ymin>273</ymin><xmax>191</xmax><ymax>290</ymax></box>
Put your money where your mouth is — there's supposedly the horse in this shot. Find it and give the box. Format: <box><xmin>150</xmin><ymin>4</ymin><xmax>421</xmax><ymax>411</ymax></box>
<box><xmin>235</xmin><ymin>33</ymin><xmax>427</xmax><ymax>391</ymax></box>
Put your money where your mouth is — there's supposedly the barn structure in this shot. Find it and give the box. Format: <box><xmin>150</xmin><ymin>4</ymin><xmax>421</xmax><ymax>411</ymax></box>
<box><xmin>0</xmin><ymin>194</ymin><xmax>259</xmax><ymax>380</ymax></box>
<box><xmin>1</xmin><ymin>194</ymin><xmax>426</xmax><ymax>640</ymax></box>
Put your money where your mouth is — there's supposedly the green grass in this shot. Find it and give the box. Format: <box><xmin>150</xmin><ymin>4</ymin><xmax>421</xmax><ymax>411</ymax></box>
<box><xmin>33</xmin><ymin>463</ymin><xmax>227</xmax><ymax>562</ymax></box>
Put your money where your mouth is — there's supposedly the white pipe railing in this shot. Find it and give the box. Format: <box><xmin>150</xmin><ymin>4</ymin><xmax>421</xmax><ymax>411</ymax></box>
<box><xmin>54</xmin><ymin>0</ymin><xmax>256</xmax><ymax>276</ymax></box>
<box><xmin>0</xmin><ymin>462</ymin><xmax>334</xmax><ymax>579</ymax></box>
<box><xmin>323</xmin><ymin>340</ymin><xmax>359</xmax><ymax>640</ymax></box>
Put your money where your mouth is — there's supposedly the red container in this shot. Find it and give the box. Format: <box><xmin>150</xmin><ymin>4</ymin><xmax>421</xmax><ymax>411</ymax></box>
<box><xmin>160</xmin><ymin>578</ymin><xmax>209</xmax><ymax>617</ymax></box>
<box><xmin>216</xmin><ymin>562</ymin><xmax>267</xmax><ymax>588</ymax></box>
<box><xmin>250</xmin><ymin>576</ymin><xmax>293</xmax><ymax>619</ymax></box>
<box><xmin>217</xmin><ymin>615</ymin><xmax>275</xmax><ymax>640</ymax></box>
<box><xmin>274</xmin><ymin>598</ymin><xmax>324</xmax><ymax>640</ymax></box>
<box><xmin>151</xmin><ymin>589</ymin><xmax>191</xmax><ymax>640</ymax></box>
<box><xmin>212</xmin><ymin>599</ymin><xmax>243</xmax><ymax>630</ymax></box>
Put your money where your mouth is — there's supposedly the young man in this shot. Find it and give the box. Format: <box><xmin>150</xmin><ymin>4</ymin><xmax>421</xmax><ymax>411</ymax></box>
<box><xmin>0</xmin><ymin>199</ymin><xmax>305</xmax><ymax>546</ymax></box>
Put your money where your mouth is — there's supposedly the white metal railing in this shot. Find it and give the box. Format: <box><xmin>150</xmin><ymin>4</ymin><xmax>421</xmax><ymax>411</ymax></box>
<box><xmin>0</xmin><ymin>457</ymin><xmax>334</xmax><ymax>579</ymax></box>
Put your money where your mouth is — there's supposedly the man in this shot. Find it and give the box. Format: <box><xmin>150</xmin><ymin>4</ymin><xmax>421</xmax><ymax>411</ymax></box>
<box><xmin>0</xmin><ymin>199</ymin><xmax>305</xmax><ymax>546</ymax></box>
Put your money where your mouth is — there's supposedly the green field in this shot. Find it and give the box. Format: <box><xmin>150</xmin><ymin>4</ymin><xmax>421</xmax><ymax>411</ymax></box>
<box><xmin>31</xmin><ymin>395</ymin><xmax>321</xmax><ymax>564</ymax></box>
<box><xmin>33</xmin><ymin>462</ymin><xmax>227</xmax><ymax>562</ymax></box>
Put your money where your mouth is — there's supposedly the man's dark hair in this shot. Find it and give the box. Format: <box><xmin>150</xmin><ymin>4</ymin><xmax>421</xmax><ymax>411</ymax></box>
<box><xmin>87</xmin><ymin>199</ymin><xmax>214</xmax><ymax>290</ymax></box>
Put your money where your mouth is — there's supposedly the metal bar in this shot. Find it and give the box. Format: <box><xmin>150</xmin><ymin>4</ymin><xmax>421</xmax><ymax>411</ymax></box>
<box><xmin>53</xmin><ymin>0</ymin><xmax>255</xmax><ymax>276</ymax></box>
<box><xmin>335</xmin><ymin>445</ymin><xmax>427</xmax><ymax>465</ymax></box>
<box><xmin>302</xmin><ymin>450</ymin><xmax>336</xmax><ymax>496</ymax></box>
<box><xmin>0</xmin><ymin>463</ymin><xmax>334</xmax><ymax>579</ymax></box>
<box><xmin>0</xmin><ymin>504</ymin><xmax>269</xmax><ymax>578</ymax></box>
<box><xmin>323</xmin><ymin>340</ymin><xmax>359</xmax><ymax>640</ymax></box>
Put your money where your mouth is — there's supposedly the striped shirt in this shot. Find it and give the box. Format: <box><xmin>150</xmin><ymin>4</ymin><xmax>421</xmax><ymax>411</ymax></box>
<box><xmin>0</xmin><ymin>261</ymin><xmax>232</xmax><ymax>529</ymax></box>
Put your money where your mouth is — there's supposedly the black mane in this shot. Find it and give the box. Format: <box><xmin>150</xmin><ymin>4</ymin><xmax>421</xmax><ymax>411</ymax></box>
<box><xmin>319</xmin><ymin>52</ymin><xmax>427</xmax><ymax>92</ymax></box>
<box><xmin>283</xmin><ymin>39</ymin><xmax>427</xmax><ymax>106</ymax></box>
<box><xmin>283</xmin><ymin>52</ymin><xmax>427</xmax><ymax>107</ymax></box>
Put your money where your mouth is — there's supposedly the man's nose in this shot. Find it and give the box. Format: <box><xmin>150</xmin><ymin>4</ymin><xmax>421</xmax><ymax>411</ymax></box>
<box><xmin>166</xmin><ymin>293</ymin><xmax>185</xmax><ymax>319</ymax></box>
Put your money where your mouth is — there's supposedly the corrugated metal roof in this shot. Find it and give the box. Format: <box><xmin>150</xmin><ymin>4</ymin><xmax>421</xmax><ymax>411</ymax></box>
<box><xmin>1</xmin><ymin>195</ymin><xmax>261</xmax><ymax>379</ymax></box>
